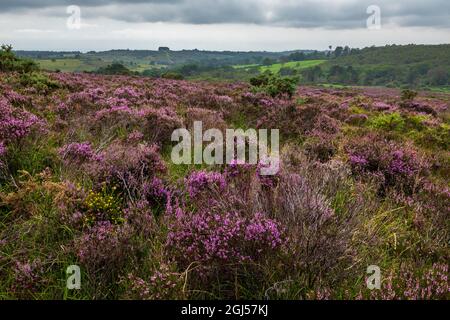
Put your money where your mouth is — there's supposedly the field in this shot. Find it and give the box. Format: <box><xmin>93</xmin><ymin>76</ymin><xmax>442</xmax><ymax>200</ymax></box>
<box><xmin>37</xmin><ymin>58</ymin><xmax>150</xmax><ymax>73</ymax></box>
<box><xmin>0</xmin><ymin>66</ymin><xmax>449</xmax><ymax>299</ymax></box>
<box><xmin>259</xmin><ymin>60</ymin><xmax>326</xmax><ymax>73</ymax></box>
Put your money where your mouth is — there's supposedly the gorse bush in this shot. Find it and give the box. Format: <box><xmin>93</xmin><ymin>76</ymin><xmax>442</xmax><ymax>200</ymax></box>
<box><xmin>83</xmin><ymin>185</ymin><xmax>124</xmax><ymax>225</ymax></box>
<box><xmin>19</xmin><ymin>72</ymin><xmax>60</xmax><ymax>92</ymax></box>
<box><xmin>0</xmin><ymin>44</ymin><xmax>38</xmax><ymax>73</ymax></box>
<box><xmin>250</xmin><ymin>73</ymin><xmax>298</xmax><ymax>98</ymax></box>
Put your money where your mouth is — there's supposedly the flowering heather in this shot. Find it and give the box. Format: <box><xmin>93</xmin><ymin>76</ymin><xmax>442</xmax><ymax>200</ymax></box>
<box><xmin>125</xmin><ymin>264</ymin><xmax>183</xmax><ymax>300</ymax></box>
<box><xmin>371</xmin><ymin>264</ymin><xmax>449</xmax><ymax>300</ymax></box>
<box><xmin>10</xmin><ymin>259</ymin><xmax>45</xmax><ymax>297</ymax></box>
<box><xmin>185</xmin><ymin>170</ymin><xmax>226</xmax><ymax>198</ymax></box>
<box><xmin>85</xmin><ymin>142</ymin><xmax>167</xmax><ymax>195</ymax></box>
<box><xmin>75</xmin><ymin>221</ymin><xmax>133</xmax><ymax>274</ymax></box>
<box><xmin>139</xmin><ymin>107</ymin><xmax>184</xmax><ymax>145</ymax></box>
<box><xmin>0</xmin><ymin>98</ymin><xmax>45</xmax><ymax>143</ymax></box>
<box><xmin>346</xmin><ymin>134</ymin><xmax>429</xmax><ymax>193</ymax></box>
<box><xmin>114</xmin><ymin>86</ymin><xmax>143</xmax><ymax>103</ymax></box>
<box><xmin>0</xmin><ymin>141</ymin><xmax>6</xmax><ymax>158</ymax></box>
<box><xmin>59</xmin><ymin>142</ymin><xmax>103</xmax><ymax>165</ymax></box>
<box><xmin>1</xmin><ymin>69</ymin><xmax>448</xmax><ymax>300</ymax></box>
<box><xmin>166</xmin><ymin>210</ymin><xmax>284</xmax><ymax>273</ymax></box>
<box><xmin>4</xmin><ymin>90</ymin><xmax>30</xmax><ymax>106</ymax></box>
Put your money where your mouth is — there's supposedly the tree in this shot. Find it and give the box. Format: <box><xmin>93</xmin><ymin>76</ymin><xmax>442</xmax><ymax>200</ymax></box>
<box><xmin>334</xmin><ymin>46</ymin><xmax>344</xmax><ymax>58</ymax></box>
<box><xmin>427</xmin><ymin>67</ymin><xmax>449</xmax><ymax>85</ymax></box>
<box><xmin>95</xmin><ymin>63</ymin><xmax>133</xmax><ymax>75</ymax></box>
<box><xmin>262</xmin><ymin>58</ymin><xmax>276</xmax><ymax>66</ymax></box>
<box><xmin>302</xmin><ymin>66</ymin><xmax>322</xmax><ymax>83</ymax></box>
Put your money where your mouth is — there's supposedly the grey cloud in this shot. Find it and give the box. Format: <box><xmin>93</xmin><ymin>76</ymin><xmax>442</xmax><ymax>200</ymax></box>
<box><xmin>1</xmin><ymin>0</ymin><xmax>449</xmax><ymax>29</ymax></box>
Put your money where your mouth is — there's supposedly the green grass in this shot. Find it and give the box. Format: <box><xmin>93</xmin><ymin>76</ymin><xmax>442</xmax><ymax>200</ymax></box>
<box><xmin>232</xmin><ymin>64</ymin><xmax>260</xmax><ymax>69</ymax></box>
<box><xmin>426</xmin><ymin>86</ymin><xmax>450</xmax><ymax>94</ymax></box>
<box><xmin>318</xmin><ymin>83</ymin><xmax>349</xmax><ymax>89</ymax></box>
<box><xmin>259</xmin><ymin>60</ymin><xmax>326</xmax><ymax>73</ymax></box>
<box><xmin>37</xmin><ymin>58</ymin><xmax>109</xmax><ymax>72</ymax></box>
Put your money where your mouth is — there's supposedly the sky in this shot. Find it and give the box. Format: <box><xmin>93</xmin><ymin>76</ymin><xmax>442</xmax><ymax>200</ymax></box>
<box><xmin>0</xmin><ymin>0</ymin><xmax>449</xmax><ymax>52</ymax></box>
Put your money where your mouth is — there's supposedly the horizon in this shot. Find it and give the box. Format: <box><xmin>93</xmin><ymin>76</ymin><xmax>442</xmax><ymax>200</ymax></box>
<box><xmin>11</xmin><ymin>43</ymin><xmax>450</xmax><ymax>54</ymax></box>
<box><xmin>1</xmin><ymin>0</ymin><xmax>449</xmax><ymax>52</ymax></box>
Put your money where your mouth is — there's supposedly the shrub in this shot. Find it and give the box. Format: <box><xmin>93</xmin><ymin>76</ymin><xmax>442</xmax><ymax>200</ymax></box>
<box><xmin>161</xmin><ymin>72</ymin><xmax>184</xmax><ymax>80</ymax></box>
<box><xmin>10</xmin><ymin>259</ymin><xmax>45</xmax><ymax>298</ymax></box>
<box><xmin>304</xmin><ymin>133</ymin><xmax>337</xmax><ymax>163</ymax></box>
<box><xmin>0</xmin><ymin>44</ymin><xmax>38</xmax><ymax>73</ymax></box>
<box><xmin>346</xmin><ymin>135</ymin><xmax>429</xmax><ymax>194</ymax></box>
<box><xmin>370</xmin><ymin>263</ymin><xmax>449</xmax><ymax>300</ymax></box>
<box><xmin>95</xmin><ymin>63</ymin><xmax>133</xmax><ymax>76</ymax></box>
<box><xmin>401</xmin><ymin>89</ymin><xmax>418</xmax><ymax>102</ymax></box>
<box><xmin>125</xmin><ymin>264</ymin><xmax>183</xmax><ymax>300</ymax></box>
<box><xmin>19</xmin><ymin>72</ymin><xmax>60</xmax><ymax>92</ymax></box>
<box><xmin>0</xmin><ymin>98</ymin><xmax>45</xmax><ymax>144</ymax></box>
<box><xmin>59</xmin><ymin>142</ymin><xmax>103</xmax><ymax>165</ymax></box>
<box><xmin>139</xmin><ymin>107</ymin><xmax>184</xmax><ymax>145</ymax></box>
<box><xmin>166</xmin><ymin>210</ymin><xmax>284</xmax><ymax>281</ymax></box>
<box><xmin>185</xmin><ymin>170</ymin><xmax>226</xmax><ymax>199</ymax></box>
<box><xmin>83</xmin><ymin>185</ymin><xmax>124</xmax><ymax>226</ymax></box>
<box><xmin>345</xmin><ymin>113</ymin><xmax>369</xmax><ymax>126</ymax></box>
<box><xmin>250</xmin><ymin>73</ymin><xmax>298</xmax><ymax>98</ymax></box>
<box><xmin>74</xmin><ymin>221</ymin><xmax>134</xmax><ymax>277</ymax></box>
<box><xmin>271</xmin><ymin>172</ymin><xmax>347</xmax><ymax>282</ymax></box>
<box><xmin>368</xmin><ymin>112</ymin><xmax>405</xmax><ymax>132</ymax></box>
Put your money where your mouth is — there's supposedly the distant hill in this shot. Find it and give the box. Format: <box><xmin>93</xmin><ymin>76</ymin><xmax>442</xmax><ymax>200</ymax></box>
<box><xmin>13</xmin><ymin>45</ymin><xmax>450</xmax><ymax>90</ymax></box>
<box><xmin>322</xmin><ymin>44</ymin><xmax>450</xmax><ymax>87</ymax></box>
<box><xmin>331</xmin><ymin>44</ymin><xmax>450</xmax><ymax>66</ymax></box>
<box><xmin>14</xmin><ymin>48</ymin><xmax>313</xmax><ymax>73</ymax></box>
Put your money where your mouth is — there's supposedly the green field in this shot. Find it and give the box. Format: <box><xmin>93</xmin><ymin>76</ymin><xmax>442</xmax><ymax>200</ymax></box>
<box><xmin>37</xmin><ymin>58</ymin><xmax>161</xmax><ymax>73</ymax></box>
<box><xmin>232</xmin><ymin>63</ymin><xmax>260</xmax><ymax>69</ymax></box>
<box><xmin>259</xmin><ymin>60</ymin><xmax>326</xmax><ymax>73</ymax></box>
<box><xmin>427</xmin><ymin>86</ymin><xmax>450</xmax><ymax>93</ymax></box>
<box><xmin>37</xmin><ymin>58</ymin><xmax>110</xmax><ymax>72</ymax></box>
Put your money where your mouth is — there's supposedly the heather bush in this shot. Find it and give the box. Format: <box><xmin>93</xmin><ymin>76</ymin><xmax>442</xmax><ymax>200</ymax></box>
<box><xmin>345</xmin><ymin>113</ymin><xmax>369</xmax><ymax>126</ymax></box>
<box><xmin>0</xmin><ymin>98</ymin><xmax>45</xmax><ymax>144</ymax></box>
<box><xmin>185</xmin><ymin>170</ymin><xmax>227</xmax><ymax>199</ymax></box>
<box><xmin>91</xmin><ymin>106</ymin><xmax>139</xmax><ymax>137</ymax></box>
<box><xmin>140</xmin><ymin>107</ymin><xmax>184</xmax><ymax>146</ymax></box>
<box><xmin>10</xmin><ymin>259</ymin><xmax>45</xmax><ymax>299</ymax></box>
<box><xmin>184</xmin><ymin>107</ymin><xmax>227</xmax><ymax>132</ymax></box>
<box><xmin>74</xmin><ymin>221</ymin><xmax>135</xmax><ymax>286</ymax></box>
<box><xmin>125</xmin><ymin>265</ymin><xmax>184</xmax><ymax>300</ymax></box>
<box><xmin>166</xmin><ymin>209</ymin><xmax>284</xmax><ymax>292</ymax></box>
<box><xmin>304</xmin><ymin>132</ymin><xmax>337</xmax><ymax>163</ymax></box>
<box><xmin>346</xmin><ymin>134</ymin><xmax>429</xmax><ymax>195</ymax></box>
<box><xmin>59</xmin><ymin>142</ymin><xmax>103</xmax><ymax>165</ymax></box>
<box><xmin>0</xmin><ymin>70</ymin><xmax>448</xmax><ymax>300</ymax></box>
<box><xmin>400</xmin><ymin>101</ymin><xmax>437</xmax><ymax>116</ymax></box>
<box><xmin>270</xmin><ymin>171</ymin><xmax>350</xmax><ymax>285</ymax></box>
<box><xmin>369</xmin><ymin>263</ymin><xmax>449</xmax><ymax>300</ymax></box>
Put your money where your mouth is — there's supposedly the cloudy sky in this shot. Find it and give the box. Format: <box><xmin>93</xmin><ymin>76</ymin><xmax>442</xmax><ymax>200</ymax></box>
<box><xmin>1</xmin><ymin>0</ymin><xmax>449</xmax><ymax>52</ymax></box>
